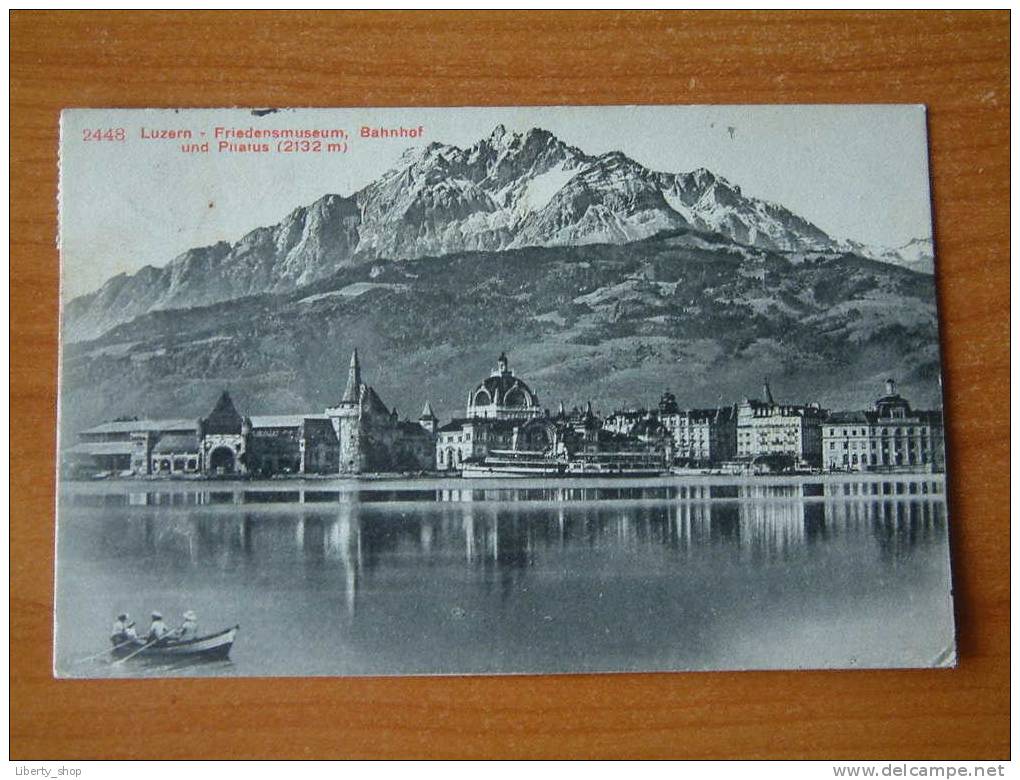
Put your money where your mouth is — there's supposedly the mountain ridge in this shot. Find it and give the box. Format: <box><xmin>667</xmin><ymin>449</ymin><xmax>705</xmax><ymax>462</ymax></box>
<box><xmin>63</xmin><ymin>125</ymin><xmax>934</xmax><ymax>342</ymax></box>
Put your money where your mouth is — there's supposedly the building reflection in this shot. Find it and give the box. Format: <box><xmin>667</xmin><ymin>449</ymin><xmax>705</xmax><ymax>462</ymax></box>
<box><xmin>64</xmin><ymin>473</ymin><xmax>946</xmax><ymax>510</ymax></box>
<box><xmin>78</xmin><ymin>476</ymin><xmax>948</xmax><ymax>621</ymax></box>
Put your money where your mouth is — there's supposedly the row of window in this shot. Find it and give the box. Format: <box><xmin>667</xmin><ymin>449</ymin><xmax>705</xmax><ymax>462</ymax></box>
<box><xmin>829</xmin><ymin>452</ymin><xmax>930</xmax><ymax>466</ymax></box>
<box><xmin>152</xmin><ymin>457</ymin><xmax>199</xmax><ymax>472</ymax></box>
<box><xmin>830</xmin><ymin>440</ymin><xmax>933</xmax><ymax>451</ymax></box>
<box><xmin>826</xmin><ymin>426</ymin><xmax>932</xmax><ymax>437</ymax></box>
<box><xmin>440</xmin><ymin>433</ymin><xmax>516</xmax><ymax>445</ymax></box>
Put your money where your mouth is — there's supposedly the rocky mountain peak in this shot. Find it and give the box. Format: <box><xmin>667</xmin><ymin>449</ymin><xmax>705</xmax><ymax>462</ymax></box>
<box><xmin>63</xmin><ymin>125</ymin><xmax>933</xmax><ymax>343</ymax></box>
<box><xmin>488</xmin><ymin>122</ymin><xmax>509</xmax><ymax>144</ymax></box>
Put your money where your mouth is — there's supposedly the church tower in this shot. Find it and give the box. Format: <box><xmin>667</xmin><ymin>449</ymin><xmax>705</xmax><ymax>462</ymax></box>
<box><xmin>418</xmin><ymin>400</ymin><xmax>437</xmax><ymax>436</ymax></box>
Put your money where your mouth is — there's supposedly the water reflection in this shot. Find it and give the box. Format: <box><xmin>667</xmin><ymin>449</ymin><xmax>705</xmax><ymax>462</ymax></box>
<box><xmin>65</xmin><ymin>475</ymin><xmax>944</xmax><ymax>509</ymax></box>
<box><xmin>72</xmin><ymin>481</ymin><xmax>948</xmax><ymax>619</ymax></box>
<box><xmin>55</xmin><ymin>476</ymin><xmax>954</xmax><ymax>677</ymax></box>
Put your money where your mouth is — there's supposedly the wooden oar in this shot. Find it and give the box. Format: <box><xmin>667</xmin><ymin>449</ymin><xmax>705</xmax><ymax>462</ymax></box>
<box><xmin>112</xmin><ymin>633</ymin><xmax>168</xmax><ymax>665</ymax></box>
<box><xmin>73</xmin><ymin>637</ymin><xmax>138</xmax><ymax>664</ymax></box>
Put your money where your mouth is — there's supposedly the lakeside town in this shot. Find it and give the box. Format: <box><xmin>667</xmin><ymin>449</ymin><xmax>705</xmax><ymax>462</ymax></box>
<box><xmin>63</xmin><ymin>349</ymin><xmax>946</xmax><ymax>481</ymax></box>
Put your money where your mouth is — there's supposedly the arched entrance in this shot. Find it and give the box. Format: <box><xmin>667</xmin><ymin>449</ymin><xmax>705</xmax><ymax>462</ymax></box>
<box><xmin>208</xmin><ymin>446</ymin><xmax>236</xmax><ymax>474</ymax></box>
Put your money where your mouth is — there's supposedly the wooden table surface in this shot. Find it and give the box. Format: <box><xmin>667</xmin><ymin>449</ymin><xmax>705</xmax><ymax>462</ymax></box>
<box><xmin>10</xmin><ymin>10</ymin><xmax>1010</xmax><ymax>760</ymax></box>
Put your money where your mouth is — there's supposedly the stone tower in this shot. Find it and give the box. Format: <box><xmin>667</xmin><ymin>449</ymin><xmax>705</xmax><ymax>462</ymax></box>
<box><xmin>326</xmin><ymin>349</ymin><xmax>365</xmax><ymax>474</ymax></box>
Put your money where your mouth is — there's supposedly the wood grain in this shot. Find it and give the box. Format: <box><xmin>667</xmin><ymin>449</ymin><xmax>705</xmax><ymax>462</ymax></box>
<box><xmin>10</xmin><ymin>10</ymin><xmax>1009</xmax><ymax>759</ymax></box>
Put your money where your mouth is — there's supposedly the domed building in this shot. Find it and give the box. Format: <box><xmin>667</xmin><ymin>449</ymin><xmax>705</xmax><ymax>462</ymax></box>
<box><xmin>436</xmin><ymin>352</ymin><xmax>544</xmax><ymax>471</ymax></box>
<box><xmin>466</xmin><ymin>352</ymin><xmax>543</xmax><ymax>420</ymax></box>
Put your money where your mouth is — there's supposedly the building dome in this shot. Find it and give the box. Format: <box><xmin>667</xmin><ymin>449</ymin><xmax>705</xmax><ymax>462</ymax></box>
<box><xmin>466</xmin><ymin>352</ymin><xmax>542</xmax><ymax>420</ymax></box>
<box><xmin>874</xmin><ymin>378</ymin><xmax>912</xmax><ymax>419</ymax></box>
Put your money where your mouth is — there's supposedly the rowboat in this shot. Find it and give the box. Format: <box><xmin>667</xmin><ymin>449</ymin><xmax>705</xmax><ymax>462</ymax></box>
<box><xmin>111</xmin><ymin>625</ymin><xmax>238</xmax><ymax>662</ymax></box>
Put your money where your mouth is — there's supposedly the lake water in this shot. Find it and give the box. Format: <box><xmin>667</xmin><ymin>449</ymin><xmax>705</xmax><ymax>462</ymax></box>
<box><xmin>54</xmin><ymin>475</ymin><xmax>956</xmax><ymax>677</ymax></box>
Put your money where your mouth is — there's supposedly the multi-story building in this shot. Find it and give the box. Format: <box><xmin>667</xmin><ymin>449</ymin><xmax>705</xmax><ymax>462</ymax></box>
<box><xmin>247</xmin><ymin>415</ymin><xmax>339</xmax><ymax>476</ymax></box>
<box><xmin>736</xmin><ymin>380</ymin><xmax>826</xmax><ymax>468</ymax></box>
<box><xmin>67</xmin><ymin>417</ymin><xmax>198</xmax><ymax>477</ymax></box>
<box><xmin>661</xmin><ymin>405</ymin><xmax>738</xmax><ymax>466</ymax></box>
<box><xmin>436</xmin><ymin>417</ymin><xmax>517</xmax><ymax>470</ymax></box>
<box><xmin>822</xmin><ymin>380</ymin><xmax>945</xmax><ymax>472</ymax></box>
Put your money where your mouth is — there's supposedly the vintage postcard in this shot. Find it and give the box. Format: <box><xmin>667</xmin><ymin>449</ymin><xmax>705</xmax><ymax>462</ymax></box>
<box><xmin>55</xmin><ymin>106</ymin><xmax>955</xmax><ymax>677</ymax></box>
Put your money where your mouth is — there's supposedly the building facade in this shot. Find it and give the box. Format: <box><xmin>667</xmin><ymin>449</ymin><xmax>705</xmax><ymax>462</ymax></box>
<box><xmin>66</xmin><ymin>417</ymin><xmax>199</xmax><ymax>477</ymax></box>
<box><xmin>70</xmin><ymin>390</ymin><xmax>348</xmax><ymax>478</ymax></box>
<box><xmin>661</xmin><ymin>405</ymin><xmax>738</xmax><ymax>466</ymax></box>
<box><xmin>247</xmin><ymin>415</ymin><xmax>339</xmax><ymax>476</ymax></box>
<box><xmin>822</xmin><ymin>380</ymin><xmax>945</xmax><ymax>473</ymax></box>
<box><xmin>150</xmin><ymin>431</ymin><xmax>202</xmax><ymax>476</ymax></box>
<box><xmin>436</xmin><ymin>418</ymin><xmax>516</xmax><ymax>470</ymax></box>
<box><xmin>735</xmin><ymin>381</ymin><xmax>826</xmax><ymax>469</ymax></box>
<box><xmin>199</xmin><ymin>391</ymin><xmax>250</xmax><ymax>476</ymax></box>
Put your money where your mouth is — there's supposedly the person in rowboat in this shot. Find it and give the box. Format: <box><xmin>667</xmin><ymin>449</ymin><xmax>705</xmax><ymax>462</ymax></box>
<box><xmin>147</xmin><ymin>611</ymin><xmax>170</xmax><ymax>642</ymax></box>
<box><xmin>111</xmin><ymin>613</ymin><xmax>131</xmax><ymax>644</ymax></box>
<box><xmin>177</xmin><ymin>610</ymin><xmax>199</xmax><ymax>639</ymax></box>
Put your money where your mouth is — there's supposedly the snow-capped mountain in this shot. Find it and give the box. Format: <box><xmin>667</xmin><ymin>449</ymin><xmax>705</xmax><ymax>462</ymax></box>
<box><xmin>355</xmin><ymin>125</ymin><xmax>839</xmax><ymax>257</ymax></box>
<box><xmin>63</xmin><ymin>125</ymin><xmax>931</xmax><ymax>342</ymax></box>
<box><xmin>860</xmin><ymin>237</ymin><xmax>935</xmax><ymax>275</ymax></box>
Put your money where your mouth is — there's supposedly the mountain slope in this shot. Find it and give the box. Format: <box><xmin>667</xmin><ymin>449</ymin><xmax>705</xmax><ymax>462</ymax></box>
<box><xmin>59</xmin><ymin>231</ymin><xmax>943</xmax><ymax>438</ymax></box>
<box><xmin>63</xmin><ymin>125</ymin><xmax>930</xmax><ymax>342</ymax></box>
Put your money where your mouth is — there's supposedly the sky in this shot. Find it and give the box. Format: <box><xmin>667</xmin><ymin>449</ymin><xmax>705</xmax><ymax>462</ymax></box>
<box><xmin>59</xmin><ymin>105</ymin><xmax>934</xmax><ymax>300</ymax></box>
